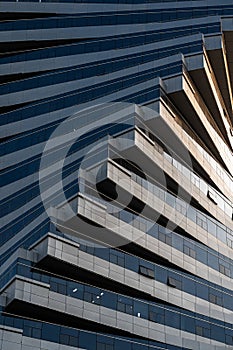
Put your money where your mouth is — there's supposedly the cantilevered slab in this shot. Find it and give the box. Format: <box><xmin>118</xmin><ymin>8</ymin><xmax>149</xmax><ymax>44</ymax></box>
<box><xmin>163</xmin><ymin>70</ymin><xmax>233</xmax><ymax>175</ymax></box>
<box><xmin>144</xmin><ymin>96</ymin><xmax>233</xmax><ymax>202</ymax></box>
<box><xmin>90</xmin><ymin>153</ymin><xmax>232</xmax><ymax>229</ymax></box>
<box><xmin>222</xmin><ymin>17</ymin><xmax>233</xmax><ymax>115</ymax></box>
<box><xmin>205</xmin><ymin>33</ymin><xmax>233</xmax><ymax>122</ymax></box>
<box><xmin>185</xmin><ymin>48</ymin><xmax>233</xmax><ymax>149</ymax></box>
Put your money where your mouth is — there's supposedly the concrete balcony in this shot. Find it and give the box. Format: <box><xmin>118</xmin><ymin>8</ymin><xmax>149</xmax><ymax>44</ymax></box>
<box><xmin>205</xmin><ymin>33</ymin><xmax>233</xmax><ymax>121</ymax></box>
<box><xmin>185</xmin><ymin>47</ymin><xmax>233</xmax><ymax>149</ymax></box>
<box><xmin>100</xmin><ymin>127</ymin><xmax>232</xmax><ymax>227</ymax></box>
<box><xmin>143</xmin><ymin>96</ymin><xmax>233</xmax><ymax>203</ymax></box>
<box><xmin>86</xmin><ymin>157</ymin><xmax>233</xmax><ymax>250</ymax></box>
<box><xmin>222</xmin><ymin>17</ymin><xmax>233</xmax><ymax>110</ymax></box>
<box><xmin>0</xmin><ymin>324</ymin><xmax>79</xmax><ymax>350</ymax></box>
<box><xmin>1</xmin><ymin>274</ymin><xmax>231</xmax><ymax>350</ymax></box>
<box><xmin>46</xmin><ymin>189</ymin><xmax>233</xmax><ymax>287</ymax></box>
<box><xmin>25</xmin><ymin>233</ymin><xmax>233</xmax><ymax>326</ymax></box>
<box><xmin>163</xmin><ymin>69</ymin><xmax>233</xmax><ymax>175</ymax></box>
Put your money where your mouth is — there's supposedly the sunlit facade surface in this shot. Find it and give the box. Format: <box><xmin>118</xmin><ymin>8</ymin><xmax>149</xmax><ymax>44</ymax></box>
<box><xmin>0</xmin><ymin>1</ymin><xmax>233</xmax><ymax>349</ymax></box>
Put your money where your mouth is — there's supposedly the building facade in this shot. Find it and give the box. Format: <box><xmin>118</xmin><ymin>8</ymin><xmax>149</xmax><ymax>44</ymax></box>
<box><xmin>0</xmin><ymin>1</ymin><xmax>233</xmax><ymax>349</ymax></box>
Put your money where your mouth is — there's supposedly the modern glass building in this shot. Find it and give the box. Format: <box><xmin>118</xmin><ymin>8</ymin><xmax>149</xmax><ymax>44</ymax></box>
<box><xmin>0</xmin><ymin>1</ymin><xmax>233</xmax><ymax>349</ymax></box>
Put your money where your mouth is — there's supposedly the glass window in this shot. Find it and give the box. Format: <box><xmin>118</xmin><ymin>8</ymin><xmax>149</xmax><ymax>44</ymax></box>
<box><xmin>209</xmin><ymin>293</ymin><xmax>222</xmax><ymax>306</ymax></box>
<box><xmin>158</xmin><ymin>231</ymin><xmax>172</xmax><ymax>246</ymax></box>
<box><xmin>167</xmin><ymin>277</ymin><xmax>182</xmax><ymax>289</ymax></box>
<box><xmin>183</xmin><ymin>278</ymin><xmax>196</xmax><ymax>295</ymax></box>
<box><xmin>149</xmin><ymin>310</ymin><xmax>164</xmax><ymax>324</ymax></box>
<box><xmin>139</xmin><ymin>265</ymin><xmax>155</xmax><ymax>279</ymax></box>
<box><xmin>42</xmin><ymin>324</ymin><xmax>60</xmax><ymax>342</ymax></box>
<box><xmin>134</xmin><ymin>300</ymin><xmax>148</xmax><ymax>319</ymax></box>
<box><xmin>79</xmin><ymin>332</ymin><xmax>96</xmax><ymax>349</ymax></box>
<box><xmin>226</xmin><ymin>334</ymin><xmax>233</xmax><ymax>345</ymax></box>
<box><xmin>32</xmin><ymin>327</ymin><xmax>41</xmax><ymax>339</ymax></box>
<box><xmin>197</xmin><ymin>215</ymin><xmax>207</xmax><ymax>230</ymax></box>
<box><xmin>110</xmin><ymin>252</ymin><xmax>124</xmax><ymax>266</ymax></box>
<box><xmin>117</xmin><ymin>302</ymin><xmax>125</xmax><ymax>313</ymax></box>
<box><xmin>70</xmin><ymin>336</ymin><xmax>79</xmax><ymax>347</ymax></box>
<box><xmin>97</xmin><ymin>343</ymin><xmax>106</xmax><ymax>350</ymax></box>
<box><xmin>196</xmin><ymin>283</ymin><xmax>208</xmax><ymax>299</ymax></box>
<box><xmin>165</xmin><ymin>309</ymin><xmax>181</xmax><ymax>328</ymax></box>
<box><xmin>182</xmin><ymin>315</ymin><xmax>195</xmax><ymax>333</ymax></box>
<box><xmin>184</xmin><ymin>245</ymin><xmax>196</xmax><ymax>259</ymax></box>
<box><xmin>117</xmin><ymin>301</ymin><xmax>133</xmax><ymax>315</ymax></box>
<box><xmin>219</xmin><ymin>264</ymin><xmax>231</xmax><ymax>277</ymax></box>
<box><xmin>217</xmin><ymin>226</ymin><xmax>226</xmax><ymax>243</ymax></box>
<box><xmin>196</xmin><ymin>325</ymin><xmax>204</xmax><ymax>336</ymax></box>
<box><xmin>60</xmin><ymin>334</ymin><xmax>69</xmax><ymax>345</ymax></box>
<box><xmin>176</xmin><ymin>202</ymin><xmax>186</xmax><ymax>215</ymax></box>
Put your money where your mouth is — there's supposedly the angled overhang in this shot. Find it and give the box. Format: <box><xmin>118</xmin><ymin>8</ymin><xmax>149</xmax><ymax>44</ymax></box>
<box><xmin>46</xmin><ymin>193</ymin><xmax>231</xmax><ymax>281</ymax></box>
<box><xmin>204</xmin><ymin>33</ymin><xmax>233</xmax><ymax>123</ymax></box>
<box><xmin>143</xmin><ymin>98</ymin><xmax>233</xmax><ymax>202</ymax></box>
<box><xmin>222</xmin><ymin>16</ymin><xmax>233</xmax><ymax>110</ymax></box>
<box><xmin>163</xmin><ymin>69</ymin><xmax>233</xmax><ymax>175</ymax></box>
<box><xmin>3</xmin><ymin>275</ymin><xmax>230</xmax><ymax>349</ymax></box>
<box><xmin>79</xmin><ymin>115</ymin><xmax>233</xmax><ymax>225</ymax></box>
<box><xmin>185</xmin><ymin>47</ymin><xmax>233</xmax><ymax>149</ymax></box>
